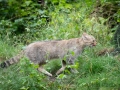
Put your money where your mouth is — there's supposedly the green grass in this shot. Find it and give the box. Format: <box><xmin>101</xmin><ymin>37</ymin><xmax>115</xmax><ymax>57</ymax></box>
<box><xmin>0</xmin><ymin>40</ymin><xmax>23</xmax><ymax>61</ymax></box>
<box><xmin>0</xmin><ymin>41</ymin><xmax>120</xmax><ymax>90</ymax></box>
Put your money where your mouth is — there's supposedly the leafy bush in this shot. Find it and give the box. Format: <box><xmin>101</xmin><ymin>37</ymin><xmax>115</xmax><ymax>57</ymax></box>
<box><xmin>0</xmin><ymin>0</ymin><xmax>49</xmax><ymax>45</ymax></box>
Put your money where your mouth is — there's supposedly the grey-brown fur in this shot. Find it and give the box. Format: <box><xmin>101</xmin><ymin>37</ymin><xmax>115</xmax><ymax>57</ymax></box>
<box><xmin>0</xmin><ymin>33</ymin><xmax>96</xmax><ymax>76</ymax></box>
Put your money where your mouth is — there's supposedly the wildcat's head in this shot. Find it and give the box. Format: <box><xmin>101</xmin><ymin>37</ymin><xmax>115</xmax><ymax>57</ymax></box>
<box><xmin>81</xmin><ymin>33</ymin><xmax>97</xmax><ymax>47</ymax></box>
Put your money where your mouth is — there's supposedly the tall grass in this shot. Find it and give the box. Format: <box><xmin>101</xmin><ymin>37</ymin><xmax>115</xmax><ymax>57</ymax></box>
<box><xmin>0</xmin><ymin>40</ymin><xmax>22</xmax><ymax>60</ymax></box>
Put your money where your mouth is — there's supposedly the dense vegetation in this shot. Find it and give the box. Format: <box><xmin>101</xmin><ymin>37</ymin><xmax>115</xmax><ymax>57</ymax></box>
<box><xmin>0</xmin><ymin>0</ymin><xmax>120</xmax><ymax>90</ymax></box>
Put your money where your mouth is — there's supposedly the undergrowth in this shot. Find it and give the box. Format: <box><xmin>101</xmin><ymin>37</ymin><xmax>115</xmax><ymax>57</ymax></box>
<box><xmin>0</xmin><ymin>0</ymin><xmax>120</xmax><ymax>90</ymax></box>
<box><xmin>0</xmin><ymin>39</ymin><xmax>120</xmax><ymax>90</ymax></box>
<box><xmin>0</xmin><ymin>45</ymin><xmax>120</xmax><ymax>90</ymax></box>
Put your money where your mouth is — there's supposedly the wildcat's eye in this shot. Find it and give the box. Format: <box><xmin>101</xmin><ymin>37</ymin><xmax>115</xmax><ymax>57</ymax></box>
<box><xmin>93</xmin><ymin>40</ymin><xmax>95</xmax><ymax>42</ymax></box>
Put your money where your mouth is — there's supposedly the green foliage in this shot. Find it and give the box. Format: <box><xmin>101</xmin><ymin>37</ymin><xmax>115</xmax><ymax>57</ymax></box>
<box><xmin>0</xmin><ymin>40</ymin><xmax>21</xmax><ymax>60</ymax></box>
<box><xmin>0</xmin><ymin>0</ymin><xmax>118</xmax><ymax>45</ymax></box>
<box><xmin>113</xmin><ymin>24</ymin><xmax>120</xmax><ymax>48</ymax></box>
<box><xmin>0</xmin><ymin>0</ymin><xmax>49</xmax><ymax>44</ymax></box>
<box><xmin>0</xmin><ymin>58</ymin><xmax>47</xmax><ymax>90</ymax></box>
<box><xmin>117</xmin><ymin>10</ymin><xmax>120</xmax><ymax>22</ymax></box>
<box><xmin>0</xmin><ymin>0</ymin><xmax>120</xmax><ymax>90</ymax></box>
<box><xmin>76</xmin><ymin>56</ymin><xmax>120</xmax><ymax>89</ymax></box>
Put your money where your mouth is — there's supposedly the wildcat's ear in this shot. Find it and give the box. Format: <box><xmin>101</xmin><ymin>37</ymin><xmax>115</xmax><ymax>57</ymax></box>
<box><xmin>82</xmin><ymin>32</ymin><xmax>88</xmax><ymax>40</ymax></box>
<box><xmin>82</xmin><ymin>32</ymin><xmax>88</xmax><ymax>36</ymax></box>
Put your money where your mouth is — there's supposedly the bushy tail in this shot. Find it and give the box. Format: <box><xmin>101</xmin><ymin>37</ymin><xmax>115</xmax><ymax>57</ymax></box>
<box><xmin>0</xmin><ymin>51</ymin><xmax>24</xmax><ymax>68</ymax></box>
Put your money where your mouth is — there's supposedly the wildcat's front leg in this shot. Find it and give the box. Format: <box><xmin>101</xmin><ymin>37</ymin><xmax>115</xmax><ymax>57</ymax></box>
<box><xmin>67</xmin><ymin>56</ymin><xmax>79</xmax><ymax>74</ymax></box>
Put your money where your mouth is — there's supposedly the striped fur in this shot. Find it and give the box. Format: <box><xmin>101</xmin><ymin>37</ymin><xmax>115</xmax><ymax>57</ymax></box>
<box><xmin>0</xmin><ymin>51</ymin><xmax>24</xmax><ymax>68</ymax></box>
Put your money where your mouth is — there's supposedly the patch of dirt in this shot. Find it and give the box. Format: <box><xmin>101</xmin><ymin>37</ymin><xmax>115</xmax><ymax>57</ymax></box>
<box><xmin>96</xmin><ymin>48</ymin><xmax>114</xmax><ymax>56</ymax></box>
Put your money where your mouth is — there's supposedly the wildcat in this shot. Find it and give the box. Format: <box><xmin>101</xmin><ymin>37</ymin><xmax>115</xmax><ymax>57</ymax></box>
<box><xmin>0</xmin><ymin>33</ymin><xmax>96</xmax><ymax>76</ymax></box>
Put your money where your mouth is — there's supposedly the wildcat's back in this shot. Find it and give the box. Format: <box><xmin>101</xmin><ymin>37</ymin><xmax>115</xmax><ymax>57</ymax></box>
<box><xmin>24</xmin><ymin>41</ymin><xmax>61</xmax><ymax>65</ymax></box>
<box><xmin>24</xmin><ymin>39</ymin><xmax>76</xmax><ymax>65</ymax></box>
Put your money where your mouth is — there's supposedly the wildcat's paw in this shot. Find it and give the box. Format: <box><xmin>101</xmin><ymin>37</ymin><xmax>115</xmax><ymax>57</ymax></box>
<box><xmin>70</xmin><ymin>69</ymin><xmax>79</xmax><ymax>74</ymax></box>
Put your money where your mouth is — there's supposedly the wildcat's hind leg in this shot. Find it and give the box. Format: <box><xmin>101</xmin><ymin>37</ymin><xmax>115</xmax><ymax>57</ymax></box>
<box><xmin>38</xmin><ymin>65</ymin><xmax>52</xmax><ymax>77</ymax></box>
<box><xmin>56</xmin><ymin>60</ymin><xmax>66</xmax><ymax>75</ymax></box>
